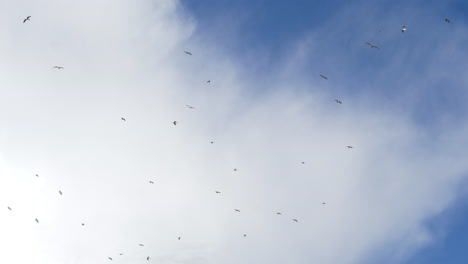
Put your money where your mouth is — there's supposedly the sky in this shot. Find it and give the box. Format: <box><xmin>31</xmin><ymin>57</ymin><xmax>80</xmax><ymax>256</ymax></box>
<box><xmin>1</xmin><ymin>0</ymin><xmax>468</xmax><ymax>263</ymax></box>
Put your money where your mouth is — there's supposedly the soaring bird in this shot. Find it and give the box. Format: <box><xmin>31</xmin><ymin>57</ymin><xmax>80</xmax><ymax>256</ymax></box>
<box><xmin>59</xmin><ymin>190</ymin><xmax>62</xmax><ymax>195</ymax></box>
<box><xmin>147</xmin><ymin>256</ymin><xmax>150</xmax><ymax>261</ymax></box>
<box><xmin>36</xmin><ymin>174</ymin><xmax>39</xmax><ymax>177</ymax></box>
<box><xmin>322</xmin><ymin>202</ymin><xmax>326</xmax><ymax>205</ymax></box>
<box><xmin>173</xmin><ymin>121</ymin><xmax>178</xmax><ymax>126</ymax></box>
<box><xmin>121</xmin><ymin>117</ymin><xmax>126</xmax><ymax>121</ymax></box>
<box><xmin>215</xmin><ymin>191</ymin><xmax>221</xmax><ymax>194</ymax></box>
<box><xmin>184</xmin><ymin>51</ymin><xmax>192</xmax><ymax>55</ymax></box>
<box><xmin>276</xmin><ymin>212</ymin><xmax>282</xmax><ymax>215</ymax></box>
<box><xmin>445</xmin><ymin>18</ymin><xmax>451</xmax><ymax>23</ymax></box>
<box><xmin>178</xmin><ymin>237</ymin><xmax>181</xmax><ymax>240</ymax></box>
<box><xmin>7</xmin><ymin>206</ymin><xmax>12</xmax><ymax>211</ymax></box>
<box><xmin>401</xmin><ymin>25</ymin><xmax>407</xmax><ymax>32</ymax></box>
<box><xmin>346</xmin><ymin>146</ymin><xmax>353</xmax><ymax>149</ymax></box>
<box><xmin>320</xmin><ymin>75</ymin><xmax>328</xmax><ymax>80</ymax></box>
<box><xmin>335</xmin><ymin>99</ymin><xmax>342</xmax><ymax>104</ymax></box>
<box><xmin>207</xmin><ymin>80</ymin><xmax>211</xmax><ymax>83</ymax></box>
<box><xmin>82</xmin><ymin>223</ymin><xmax>85</xmax><ymax>226</ymax></box>
<box><xmin>35</xmin><ymin>218</ymin><xmax>39</xmax><ymax>223</ymax></box>
<box><xmin>186</xmin><ymin>105</ymin><xmax>195</xmax><ymax>109</ymax></box>
<box><xmin>292</xmin><ymin>219</ymin><xmax>299</xmax><ymax>222</ymax></box>
<box><xmin>149</xmin><ymin>181</ymin><xmax>154</xmax><ymax>184</ymax></box>
<box><xmin>302</xmin><ymin>161</ymin><xmax>305</xmax><ymax>164</ymax></box>
<box><xmin>23</xmin><ymin>16</ymin><xmax>31</xmax><ymax>23</ymax></box>
<box><xmin>53</xmin><ymin>66</ymin><xmax>64</xmax><ymax>70</ymax></box>
<box><xmin>365</xmin><ymin>42</ymin><xmax>379</xmax><ymax>49</ymax></box>
<box><xmin>120</xmin><ymin>253</ymin><xmax>124</xmax><ymax>256</ymax></box>
<box><xmin>234</xmin><ymin>209</ymin><xmax>240</xmax><ymax>212</ymax></box>
<box><xmin>108</xmin><ymin>257</ymin><xmax>113</xmax><ymax>261</ymax></box>
<box><xmin>139</xmin><ymin>244</ymin><xmax>144</xmax><ymax>247</ymax></box>
<box><xmin>233</xmin><ymin>168</ymin><xmax>237</xmax><ymax>171</ymax></box>
<box><xmin>244</xmin><ymin>234</ymin><xmax>247</xmax><ymax>237</ymax></box>
<box><xmin>210</xmin><ymin>141</ymin><xmax>214</xmax><ymax>144</ymax></box>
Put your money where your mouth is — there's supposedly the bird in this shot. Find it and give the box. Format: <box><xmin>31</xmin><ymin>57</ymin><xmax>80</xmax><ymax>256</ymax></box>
<box><xmin>147</xmin><ymin>256</ymin><xmax>150</xmax><ymax>261</ymax></box>
<box><xmin>365</xmin><ymin>42</ymin><xmax>379</xmax><ymax>49</ymax></box>
<box><xmin>121</xmin><ymin>117</ymin><xmax>126</xmax><ymax>121</ymax></box>
<box><xmin>59</xmin><ymin>190</ymin><xmax>62</xmax><ymax>195</ymax></box>
<box><xmin>35</xmin><ymin>218</ymin><xmax>39</xmax><ymax>223</ymax></box>
<box><xmin>234</xmin><ymin>209</ymin><xmax>240</xmax><ymax>212</ymax></box>
<box><xmin>81</xmin><ymin>223</ymin><xmax>85</xmax><ymax>226</ymax></box>
<box><xmin>36</xmin><ymin>174</ymin><xmax>39</xmax><ymax>177</ymax></box>
<box><xmin>445</xmin><ymin>18</ymin><xmax>450</xmax><ymax>23</ymax></box>
<box><xmin>186</xmin><ymin>105</ymin><xmax>195</xmax><ymax>109</ymax></box>
<box><xmin>346</xmin><ymin>146</ymin><xmax>353</xmax><ymax>149</ymax></box>
<box><xmin>292</xmin><ymin>219</ymin><xmax>299</xmax><ymax>222</ymax></box>
<box><xmin>119</xmin><ymin>253</ymin><xmax>124</xmax><ymax>256</ymax></box>
<box><xmin>23</xmin><ymin>16</ymin><xmax>31</xmax><ymax>23</ymax></box>
<box><xmin>320</xmin><ymin>75</ymin><xmax>328</xmax><ymax>80</ymax></box>
<box><xmin>215</xmin><ymin>191</ymin><xmax>221</xmax><ymax>194</ymax></box>
<box><xmin>173</xmin><ymin>121</ymin><xmax>178</xmax><ymax>126</ymax></box>
<box><xmin>335</xmin><ymin>99</ymin><xmax>342</xmax><ymax>104</ymax></box>
<box><xmin>233</xmin><ymin>168</ymin><xmax>237</xmax><ymax>171</ymax></box>
<box><xmin>53</xmin><ymin>66</ymin><xmax>64</xmax><ymax>70</ymax></box>
<box><xmin>7</xmin><ymin>206</ymin><xmax>11</xmax><ymax>211</ymax></box>
<box><xmin>322</xmin><ymin>202</ymin><xmax>326</xmax><ymax>205</ymax></box>
<box><xmin>207</xmin><ymin>80</ymin><xmax>211</xmax><ymax>83</ymax></box>
<box><xmin>401</xmin><ymin>25</ymin><xmax>407</xmax><ymax>32</ymax></box>
<box><xmin>184</xmin><ymin>51</ymin><xmax>192</xmax><ymax>55</ymax></box>
<box><xmin>302</xmin><ymin>161</ymin><xmax>305</xmax><ymax>164</ymax></box>
<box><xmin>276</xmin><ymin>212</ymin><xmax>282</xmax><ymax>215</ymax></box>
<box><xmin>210</xmin><ymin>141</ymin><xmax>214</xmax><ymax>144</ymax></box>
<box><xmin>139</xmin><ymin>244</ymin><xmax>144</xmax><ymax>247</ymax></box>
<box><xmin>149</xmin><ymin>181</ymin><xmax>154</xmax><ymax>184</ymax></box>
<box><xmin>108</xmin><ymin>257</ymin><xmax>113</xmax><ymax>261</ymax></box>
<box><xmin>178</xmin><ymin>237</ymin><xmax>181</xmax><ymax>240</ymax></box>
<box><xmin>244</xmin><ymin>234</ymin><xmax>247</xmax><ymax>237</ymax></box>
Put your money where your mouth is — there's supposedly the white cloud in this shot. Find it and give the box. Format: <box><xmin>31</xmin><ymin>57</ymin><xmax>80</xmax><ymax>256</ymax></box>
<box><xmin>1</xmin><ymin>0</ymin><xmax>468</xmax><ymax>264</ymax></box>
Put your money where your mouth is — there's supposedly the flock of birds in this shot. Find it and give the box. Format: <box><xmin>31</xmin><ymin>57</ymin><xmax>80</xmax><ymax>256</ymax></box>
<box><xmin>5</xmin><ymin>14</ymin><xmax>453</xmax><ymax>262</ymax></box>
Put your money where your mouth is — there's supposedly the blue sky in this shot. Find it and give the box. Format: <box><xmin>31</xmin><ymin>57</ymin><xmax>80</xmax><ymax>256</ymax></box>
<box><xmin>182</xmin><ymin>0</ymin><xmax>468</xmax><ymax>263</ymax></box>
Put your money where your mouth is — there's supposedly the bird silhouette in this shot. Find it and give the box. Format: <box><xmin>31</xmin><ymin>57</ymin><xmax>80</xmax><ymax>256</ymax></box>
<box><xmin>365</xmin><ymin>42</ymin><xmax>379</xmax><ymax>49</ymax></box>
<box><xmin>234</xmin><ymin>209</ymin><xmax>240</xmax><ymax>212</ymax></box>
<box><xmin>82</xmin><ymin>223</ymin><xmax>85</xmax><ymax>226</ymax></box>
<box><xmin>207</xmin><ymin>80</ymin><xmax>211</xmax><ymax>83</ymax></box>
<box><xmin>322</xmin><ymin>202</ymin><xmax>326</xmax><ymax>205</ymax></box>
<box><xmin>173</xmin><ymin>121</ymin><xmax>178</xmax><ymax>126</ymax></box>
<box><xmin>108</xmin><ymin>257</ymin><xmax>113</xmax><ymax>261</ymax></box>
<box><xmin>184</xmin><ymin>51</ymin><xmax>192</xmax><ymax>55</ymax></box>
<box><xmin>23</xmin><ymin>16</ymin><xmax>31</xmax><ymax>23</ymax></box>
<box><xmin>7</xmin><ymin>206</ymin><xmax>12</xmax><ymax>211</ymax></box>
<box><xmin>59</xmin><ymin>190</ymin><xmax>62</xmax><ymax>195</ymax></box>
<box><xmin>178</xmin><ymin>237</ymin><xmax>181</xmax><ymax>240</ymax></box>
<box><xmin>445</xmin><ymin>18</ymin><xmax>451</xmax><ymax>23</ymax></box>
<box><xmin>233</xmin><ymin>168</ymin><xmax>237</xmax><ymax>171</ymax></box>
<box><xmin>346</xmin><ymin>146</ymin><xmax>353</xmax><ymax>149</ymax></box>
<box><xmin>402</xmin><ymin>25</ymin><xmax>407</xmax><ymax>32</ymax></box>
<box><xmin>121</xmin><ymin>117</ymin><xmax>126</xmax><ymax>121</ymax></box>
<box><xmin>53</xmin><ymin>66</ymin><xmax>64</xmax><ymax>70</ymax></box>
<box><xmin>244</xmin><ymin>234</ymin><xmax>247</xmax><ymax>237</ymax></box>
<box><xmin>35</xmin><ymin>218</ymin><xmax>39</xmax><ymax>223</ymax></box>
<box><xmin>147</xmin><ymin>256</ymin><xmax>150</xmax><ymax>261</ymax></box>
<box><xmin>36</xmin><ymin>174</ymin><xmax>39</xmax><ymax>177</ymax></box>
<box><xmin>210</xmin><ymin>141</ymin><xmax>214</xmax><ymax>144</ymax></box>
<box><xmin>215</xmin><ymin>191</ymin><xmax>221</xmax><ymax>194</ymax></box>
<box><xmin>335</xmin><ymin>99</ymin><xmax>342</xmax><ymax>104</ymax></box>
<box><xmin>320</xmin><ymin>75</ymin><xmax>328</xmax><ymax>80</ymax></box>
<box><xmin>277</xmin><ymin>212</ymin><xmax>282</xmax><ymax>215</ymax></box>
<box><xmin>119</xmin><ymin>253</ymin><xmax>124</xmax><ymax>256</ymax></box>
<box><xmin>302</xmin><ymin>161</ymin><xmax>305</xmax><ymax>164</ymax></box>
<box><xmin>186</xmin><ymin>105</ymin><xmax>195</xmax><ymax>109</ymax></box>
<box><xmin>139</xmin><ymin>244</ymin><xmax>144</xmax><ymax>247</ymax></box>
<box><xmin>292</xmin><ymin>219</ymin><xmax>298</xmax><ymax>222</ymax></box>
<box><xmin>149</xmin><ymin>181</ymin><xmax>154</xmax><ymax>184</ymax></box>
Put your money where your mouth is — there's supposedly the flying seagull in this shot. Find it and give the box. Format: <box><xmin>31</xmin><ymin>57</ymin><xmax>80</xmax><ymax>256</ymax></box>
<box><xmin>215</xmin><ymin>191</ymin><xmax>221</xmax><ymax>194</ymax></box>
<box><xmin>36</xmin><ymin>174</ymin><xmax>39</xmax><ymax>177</ymax></box>
<box><xmin>184</xmin><ymin>51</ymin><xmax>192</xmax><ymax>55</ymax></box>
<box><xmin>7</xmin><ymin>206</ymin><xmax>12</xmax><ymax>211</ymax></box>
<box><xmin>322</xmin><ymin>202</ymin><xmax>326</xmax><ymax>205</ymax></box>
<box><xmin>139</xmin><ymin>244</ymin><xmax>144</xmax><ymax>247</ymax></box>
<box><xmin>244</xmin><ymin>234</ymin><xmax>247</xmax><ymax>237</ymax></box>
<box><xmin>59</xmin><ymin>190</ymin><xmax>62</xmax><ymax>195</ymax></box>
<box><xmin>108</xmin><ymin>257</ymin><xmax>113</xmax><ymax>261</ymax></box>
<box><xmin>35</xmin><ymin>218</ymin><xmax>39</xmax><ymax>223</ymax></box>
<box><xmin>320</xmin><ymin>75</ymin><xmax>328</xmax><ymax>80</ymax></box>
<box><xmin>210</xmin><ymin>141</ymin><xmax>214</xmax><ymax>144</ymax></box>
<box><xmin>173</xmin><ymin>121</ymin><xmax>178</xmax><ymax>126</ymax></box>
<box><xmin>335</xmin><ymin>99</ymin><xmax>342</xmax><ymax>104</ymax></box>
<box><xmin>234</xmin><ymin>209</ymin><xmax>240</xmax><ymax>212</ymax></box>
<box><xmin>346</xmin><ymin>146</ymin><xmax>353</xmax><ymax>149</ymax></box>
<box><xmin>53</xmin><ymin>66</ymin><xmax>64</xmax><ymax>70</ymax></box>
<box><xmin>119</xmin><ymin>253</ymin><xmax>124</xmax><ymax>256</ymax></box>
<box><xmin>147</xmin><ymin>256</ymin><xmax>150</xmax><ymax>261</ymax></box>
<box><xmin>233</xmin><ymin>168</ymin><xmax>237</xmax><ymax>171</ymax></box>
<box><xmin>401</xmin><ymin>25</ymin><xmax>407</xmax><ymax>32</ymax></box>
<box><xmin>82</xmin><ymin>223</ymin><xmax>85</xmax><ymax>226</ymax></box>
<box><xmin>445</xmin><ymin>18</ymin><xmax>451</xmax><ymax>23</ymax></box>
<box><xmin>23</xmin><ymin>16</ymin><xmax>31</xmax><ymax>23</ymax></box>
<box><xmin>178</xmin><ymin>237</ymin><xmax>181</xmax><ymax>240</ymax></box>
<box><xmin>121</xmin><ymin>117</ymin><xmax>126</xmax><ymax>121</ymax></box>
<box><xmin>149</xmin><ymin>181</ymin><xmax>154</xmax><ymax>184</ymax></box>
<box><xmin>292</xmin><ymin>219</ymin><xmax>299</xmax><ymax>222</ymax></box>
<box><xmin>365</xmin><ymin>42</ymin><xmax>379</xmax><ymax>49</ymax></box>
<box><xmin>276</xmin><ymin>212</ymin><xmax>282</xmax><ymax>215</ymax></box>
<box><xmin>186</xmin><ymin>105</ymin><xmax>195</xmax><ymax>109</ymax></box>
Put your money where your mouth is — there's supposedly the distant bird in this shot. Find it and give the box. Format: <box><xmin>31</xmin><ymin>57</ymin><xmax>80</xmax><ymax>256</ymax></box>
<box><xmin>335</xmin><ymin>99</ymin><xmax>342</xmax><ymax>104</ymax></box>
<box><xmin>59</xmin><ymin>190</ymin><xmax>62</xmax><ymax>195</ymax></box>
<box><xmin>178</xmin><ymin>237</ymin><xmax>181</xmax><ymax>240</ymax></box>
<box><xmin>215</xmin><ymin>191</ymin><xmax>221</xmax><ymax>194</ymax></box>
<box><xmin>233</xmin><ymin>168</ymin><xmax>237</xmax><ymax>172</ymax></box>
<box><xmin>184</xmin><ymin>51</ymin><xmax>192</xmax><ymax>55</ymax></box>
<box><xmin>139</xmin><ymin>244</ymin><xmax>144</xmax><ymax>247</ymax></box>
<box><xmin>292</xmin><ymin>219</ymin><xmax>298</xmax><ymax>222</ymax></box>
<box><xmin>36</xmin><ymin>174</ymin><xmax>39</xmax><ymax>177</ymax></box>
<box><xmin>186</xmin><ymin>105</ymin><xmax>195</xmax><ymax>109</ymax></box>
<box><xmin>53</xmin><ymin>66</ymin><xmax>64</xmax><ymax>70</ymax></box>
<box><xmin>121</xmin><ymin>117</ymin><xmax>126</xmax><ymax>121</ymax></box>
<box><xmin>35</xmin><ymin>218</ymin><xmax>39</xmax><ymax>223</ymax></box>
<box><xmin>119</xmin><ymin>253</ymin><xmax>124</xmax><ymax>256</ymax></box>
<box><xmin>234</xmin><ymin>209</ymin><xmax>240</xmax><ymax>212</ymax></box>
<box><xmin>445</xmin><ymin>18</ymin><xmax>451</xmax><ymax>23</ymax></box>
<box><xmin>401</xmin><ymin>25</ymin><xmax>407</xmax><ymax>32</ymax></box>
<box><xmin>7</xmin><ymin>206</ymin><xmax>11</xmax><ymax>211</ymax></box>
<box><xmin>149</xmin><ymin>181</ymin><xmax>154</xmax><ymax>184</ymax></box>
<box><xmin>244</xmin><ymin>234</ymin><xmax>247</xmax><ymax>237</ymax></box>
<box><xmin>210</xmin><ymin>141</ymin><xmax>214</xmax><ymax>144</ymax></box>
<box><xmin>320</xmin><ymin>75</ymin><xmax>328</xmax><ymax>80</ymax></box>
<box><xmin>365</xmin><ymin>42</ymin><xmax>379</xmax><ymax>49</ymax></box>
<box><xmin>173</xmin><ymin>121</ymin><xmax>178</xmax><ymax>126</ymax></box>
<box><xmin>108</xmin><ymin>257</ymin><xmax>113</xmax><ymax>261</ymax></box>
<box><xmin>82</xmin><ymin>223</ymin><xmax>85</xmax><ymax>226</ymax></box>
<box><xmin>346</xmin><ymin>146</ymin><xmax>353</xmax><ymax>149</ymax></box>
<box><xmin>147</xmin><ymin>256</ymin><xmax>150</xmax><ymax>261</ymax></box>
<box><xmin>207</xmin><ymin>80</ymin><xmax>211</xmax><ymax>83</ymax></box>
<box><xmin>322</xmin><ymin>202</ymin><xmax>326</xmax><ymax>205</ymax></box>
<box><xmin>302</xmin><ymin>161</ymin><xmax>305</xmax><ymax>164</ymax></box>
<box><xmin>276</xmin><ymin>212</ymin><xmax>282</xmax><ymax>215</ymax></box>
<box><xmin>23</xmin><ymin>16</ymin><xmax>31</xmax><ymax>23</ymax></box>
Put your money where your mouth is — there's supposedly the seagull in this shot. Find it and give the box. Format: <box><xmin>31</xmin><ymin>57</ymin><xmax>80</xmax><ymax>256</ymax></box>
<box><xmin>233</xmin><ymin>168</ymin><xmax>237</xmax><ymax>171</ymax></box>
<box><xmin>322</xmin><ymin>202</ymin><xmax>326</xmax><ymax>205</ymax></box>
<box><xmin>59</xmin><ymin>190</ymin><xmax>62</xmax><ymax>195</ymax></box>
<box><xmin>36</xmin><ymin>174</ymin><xmax>39</xmax><ymax>177</ymax></box>
<box><xmin>186</xmin><ymin>105</ymin><xmax>195</xmax><ymax>109</ymax></box>
<box><xmin>149</xmin><ymin>181</ymin><xmax>154</xmax><ymax>184</ymax></box>
<box><xmin>365</xmin><ymin>42</ymin><xmax>379</xmax><ymax>49</ymax></box>
<box><xmin>173</xmin><ymin>121</ymin><xmax>178</xmax><ymax>126</ymax></box>
<box><xmin>234</xmin><ymin>209</ymin><xmax>240</xmax><ymax>212</ymax></box>
<box><xmin>82</xmin><ymin>223</ymin><xmax>85</xmax><ymax>226</ymax></box>
<box><xmin>346</xmin><ymin>146</ymin><xmax>353</xmax><ymax>149</ymax></box>
<box><xmin>35</xmin><ymin>218</ymin><xmax>39</xmax><ymax>223</ymax></box>
<box><xmin>139</xmin><ymin>244</ymin><xmax>144</xmax><ymax>247</ymax></box>
<box><xmin>215</xmin><ymin>191</ymin><xmax>221</xmax><ymax>194</ymax></box>
<box><xmin>244</xmin><ymin>234</ymin><xmax>247</xmax><ymax>237</ymax></box>
<box><xmin>108</xmin><ymin>257</ymin><xmax>113</xmax><ymax>261</ymax></box>
<box><xmin>207</xmin><ymin>80</ymin><xmax>211</xmax><ymax>83</ymax></box>
<box><xmin>292</xmin><ymin>219</ymin><xmax>299</xmax><ymax>222</ymax></box>
<box><xmin>147</xmin><ymin>256</ymin><xmax>150</xmax><ymax>261</ymax></box>
<box><xmin>302</xmin><ymin>161</ymin><xmax>305</xmax><ymax>164</ymax></box>
<box><xmin>210</xmin><ymin>141</ymin><xmax>214</xmax><ymax>144</ymax></box>
<box><xmin>276</xmin><ymin>212</ymin><xmax>282</xmax><ymax>215</ymax></box>
<box><xmin>121</xmin><ymin>117</ymin><xmax>126</xmax><ymax>121</ymax></box>
<box><xmin>320</xmin><ymin>75</ymin><xmax>328</xmax><ymax>80</ymax></box>
<box><xmin>23</xmin><ymin>16</ymin><xmax>31</xmax><ymax>23</ymax></box>
<box><xmin>401</xmin><ymin>25</ymin><xmax>407</xmax><ymax>32</ymax></box>
<box><xmin>335</xmin><ymin>99</ymin><xmax>342</xmax><ymax>104</ymax></box>
<box><xmin>445</xmin><ymin>18</ymin><xmax>451</xmax><ymax>23</ymax></box>
<box><xmin>178</xmin><ymin>237</ymin><xmax>181</xmax><ymax>240</ymax></box>
<box><xmin>7</xmin><ymin>206</ymin><xmax>12</xmax><ymax>211</ymax></box>
<box><xmin>184</xmin><ymin>51</ymin><xmax>192</xmax><ymax>55</ymax></box>
<box><xmin>119</xmin><ymin>253</ymin><xmax>124</xmax><ymax>256</ymax></box>
<box><xmin>53</xmin><ymin>66</ymin><xmax>64</xmax><ymax>70</ymax></box>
